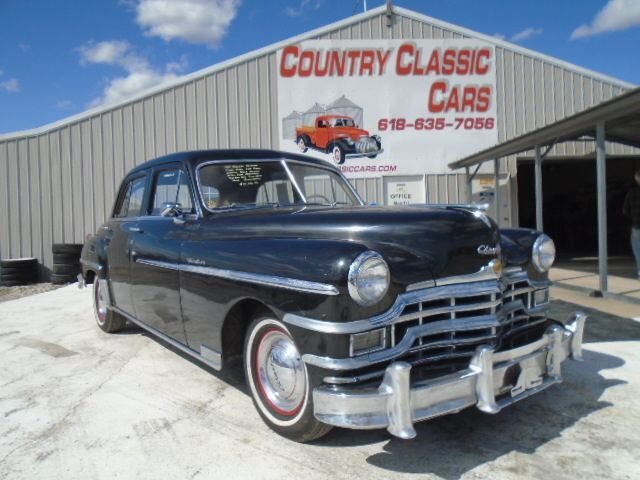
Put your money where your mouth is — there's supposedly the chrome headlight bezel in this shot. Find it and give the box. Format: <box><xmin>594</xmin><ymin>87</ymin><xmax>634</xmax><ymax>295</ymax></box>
<box><xmin>532</xmin><ymin>234</ymin><xmax>556</xmax><ymax>272</ymax></box>
<box><xmin>348</xmin><ymin>251</ymin><xmax>390</xmax><ymax>307</ymax></box>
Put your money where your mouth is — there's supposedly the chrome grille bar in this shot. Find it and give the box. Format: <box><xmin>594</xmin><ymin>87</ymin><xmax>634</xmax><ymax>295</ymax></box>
<box><xmin>393</xmin><ymin>298</ymin><xmax>501</xmax><ymax>324</ymax></box>
<box><xmin>390</xmin><ymin>275</ymin><xmax>550</xmax><ymax>362</ymax></box>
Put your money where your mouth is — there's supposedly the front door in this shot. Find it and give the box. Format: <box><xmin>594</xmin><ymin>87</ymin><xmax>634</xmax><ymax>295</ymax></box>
<box><xmin>130</xmin><ymin>167</ymin><xmax>195</xmax><ymax>343</ymax></box>
<box><xmin>107</xmin><ymin>174</ymin><xmax>148</xmax><ymax>316</ymax></box>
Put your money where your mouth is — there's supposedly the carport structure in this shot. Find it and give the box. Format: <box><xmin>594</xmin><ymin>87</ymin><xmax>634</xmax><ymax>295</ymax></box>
<box><xmin>449</xmin><ymin>87</ymin><xmax>640</xmax><ymax>296</ymax></box>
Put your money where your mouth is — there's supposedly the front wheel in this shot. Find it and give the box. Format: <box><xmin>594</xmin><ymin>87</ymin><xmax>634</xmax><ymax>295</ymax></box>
<box><xmin>244</xmin><ymin>315</ymin><xmax>332</xmax><ymax>442</ymax></box>
<box><xmin>331</xmin><ymin>145</ymin><xmax>345</xmax><ymax>165</ymax></box>
<box><xmin>93</xmin><ymin>280</ymin><xmax>126</xmax><ymax>333</ymax></box>
<box><xmin>296</xmin><ymin>136</ymin><xmax>308</xmax><ymax>153</ymax></box>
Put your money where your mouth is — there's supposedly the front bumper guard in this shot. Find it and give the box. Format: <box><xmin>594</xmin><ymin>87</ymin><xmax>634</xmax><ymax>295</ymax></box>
<box><xmin>313</xmin><ymin>312</ymin><xmax>586</xmax><ymax>439</ymax></box>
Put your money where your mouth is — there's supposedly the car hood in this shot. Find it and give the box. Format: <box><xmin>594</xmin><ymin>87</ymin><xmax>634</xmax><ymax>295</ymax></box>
<box><xmin>198</xmin><ymin>205</ymin><xmax>500</xmax><ymax>286</ymax></box>
<box><xmin>335</xmin><ymin>127</ymin><xmax>371</xmax><ymax>139</ymax></box>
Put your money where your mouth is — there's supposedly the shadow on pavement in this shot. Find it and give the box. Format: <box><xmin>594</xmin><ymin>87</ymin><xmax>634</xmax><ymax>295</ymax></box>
<box><xmin>125</xmin><ymin>298</ymin><xmax>631</xmax><ymax>477</ymax></box>
<box><xmin>320</xmin><ymin>348</ymin><xmax>624</xmax><ymax>478</ymax></box>
<box><xmin>555</xmin><ymin>257</ymin><xmax>637</xmax><ymax>280</ymax></box>
<box><xmin>549</xmin><ymin>300</ymin><xmax>640</xmax><ymax>342</ymax></box>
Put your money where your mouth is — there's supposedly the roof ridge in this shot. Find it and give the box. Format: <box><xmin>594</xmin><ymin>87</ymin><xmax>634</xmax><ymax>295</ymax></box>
<box><xmin>1</xmin><ymin>3</ymin><xmax>634</xmax><ymax>141</ymax></box>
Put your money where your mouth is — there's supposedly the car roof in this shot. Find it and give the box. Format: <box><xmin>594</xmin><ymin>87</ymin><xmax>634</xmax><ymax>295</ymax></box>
<box><xmin>318</xmin><ymin>115</ymin><xmax>351</xmax><ymax>120</ymax></box>
<box><xmin>126</xmin><ymin>149</ymin><xmax>338</xmax><ymax>176</ymax></box>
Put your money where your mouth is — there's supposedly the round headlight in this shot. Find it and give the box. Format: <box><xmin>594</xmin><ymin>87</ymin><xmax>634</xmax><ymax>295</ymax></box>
<box><xmin>348</xmin><ymin>251</ymin><xmax>390</xmax><ymax>306</ymax></box>
<box><xmin>532</xmin><ymin>234</ymin><xmax>556</xmax><ymax>272</ymax></box>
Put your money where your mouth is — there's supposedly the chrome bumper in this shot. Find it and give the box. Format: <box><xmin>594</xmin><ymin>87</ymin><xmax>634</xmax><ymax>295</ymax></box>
<box><xmin>313</xmin><ymin>312</ymin><xmax>586</xmax><ymax>439</ymax></box>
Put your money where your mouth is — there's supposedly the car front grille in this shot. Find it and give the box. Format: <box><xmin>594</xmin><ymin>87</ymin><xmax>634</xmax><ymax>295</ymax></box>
<box><xmin>388</xmin><ymin>272</ymin><xmax>549</xmax><ymax>368</ymax></box>
<box><xmin>355</xmin><ymin>138</ymin><xmax>379</xmax><ymax>153</ymax></box>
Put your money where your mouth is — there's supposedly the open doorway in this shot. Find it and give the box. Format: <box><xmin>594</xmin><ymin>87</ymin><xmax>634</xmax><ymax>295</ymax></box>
<box><xmin>517</xmin><ymin>156</ymin><xmax>639</xmax><ymax>278</ymax></box>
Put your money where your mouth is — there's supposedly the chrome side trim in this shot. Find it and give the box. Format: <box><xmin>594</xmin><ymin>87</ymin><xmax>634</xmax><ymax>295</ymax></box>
<box><xmin>81</xmin><ymin>259</ymin><xmax>103</xmax><ymax>272</ymax></box>
<box><xmin>200</xmin><ymin>344</ymin><xmax>223</xmax><ymax>369</ymax></box>
<box><xmin>111</xmin><ymin>306</ymin><xmax>223</xmax><ymax>371</ymax></box>
<box><xmin>135</xmin><ymin>258</ymin><xmax>340</xmax><ymax>296</ymax></box>
<box><xmin>407</xmin><ymin>260</ymin><xmax>502</xmax><ymax>291</ymax></box>
<box><xmin>302</xmin><ymin>299</ymin><xmax>546</xmax><ymax>371</ymax></box>
<box><xmin>284</xmin><ymin>314</ymin><xmax>373</xmax><ymax>334</ymax></box>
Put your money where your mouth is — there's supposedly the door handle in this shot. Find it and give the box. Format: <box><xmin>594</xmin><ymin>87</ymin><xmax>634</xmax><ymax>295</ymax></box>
<box><xmin>129</xmin><ymin>227</ymin><xmax>143</xmax><ymax>233</ymax></box>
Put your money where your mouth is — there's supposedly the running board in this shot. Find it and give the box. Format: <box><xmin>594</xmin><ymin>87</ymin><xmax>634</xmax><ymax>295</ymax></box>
<box><xmin>111</xmin><ymin>306</ymin><xmax>223</xmax><ymax>371</ymax></box>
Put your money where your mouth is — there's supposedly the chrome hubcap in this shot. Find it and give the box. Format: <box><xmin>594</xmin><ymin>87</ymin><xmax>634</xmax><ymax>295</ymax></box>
<box><xmin>256</xmin><ymin>329</ymin><xmax>306</xmax><ymax>415</ymax></box>
<box><xmin>298</xmin><ymin>139</ymin><xmax>305</xmax><ymax>152</ymax></box>
<box><xmin>333</xmin><ymin>147</ymin><xmax>341</xmax><ymax>163</ymax></box>
<box><xmin>95</xmin><ymin>282</ymin><xmax>107</xmax><ymax>325</ymax></box>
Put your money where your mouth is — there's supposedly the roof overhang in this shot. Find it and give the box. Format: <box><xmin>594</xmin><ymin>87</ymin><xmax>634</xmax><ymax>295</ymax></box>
<box><xmin>449</xmin><ymin>86</ymin><xmax>640</xmax><ymax>170</ymax></box>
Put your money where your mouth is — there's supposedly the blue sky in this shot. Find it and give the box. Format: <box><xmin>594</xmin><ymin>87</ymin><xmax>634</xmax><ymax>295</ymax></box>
<box><xmin>1</xmin><ymin>0</ymin><xmax>639</xmax><ymax>134</ymax></box>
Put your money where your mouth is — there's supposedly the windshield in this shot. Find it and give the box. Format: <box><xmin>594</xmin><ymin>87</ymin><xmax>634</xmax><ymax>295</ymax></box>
<box><xmin>197</xmin><ymin>160</ymin><xmax>361</xmax><ymax>211</ymax></box>
<box><xmin>332</xmin><ymin>118</ymin><xmax>355</xmax><ymax>127</ymax></box>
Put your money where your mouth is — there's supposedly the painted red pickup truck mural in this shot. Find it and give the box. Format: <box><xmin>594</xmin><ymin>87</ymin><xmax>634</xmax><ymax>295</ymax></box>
<box><xmin>295</xmin><ymin>115</ymin><xmax>383</xmax><ymax>164</ymax></box>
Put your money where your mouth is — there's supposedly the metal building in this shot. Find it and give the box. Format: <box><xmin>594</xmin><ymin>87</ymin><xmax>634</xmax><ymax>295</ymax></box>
<box><xmin>0</xmin><ymin>4</ymin><xmax>635</xmax><ymax>276</ymax></box>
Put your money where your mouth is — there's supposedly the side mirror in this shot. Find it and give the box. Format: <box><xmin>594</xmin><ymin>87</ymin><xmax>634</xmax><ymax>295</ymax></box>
<box><xmin>161</xmin><ymin>203</ymin><xmax>186</xmax><ymax>225</ymax></box>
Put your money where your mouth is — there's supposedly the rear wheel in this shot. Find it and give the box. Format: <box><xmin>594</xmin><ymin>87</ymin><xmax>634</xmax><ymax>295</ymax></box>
<box><xmin>93</xmin><ymin>280</ymin><xmax>125</xmax><ymax>333</ymax></box>
<box><xmin>244</xmin><ymin>315</ymin><xmax>332</xmax><ymax>442</ymax></box>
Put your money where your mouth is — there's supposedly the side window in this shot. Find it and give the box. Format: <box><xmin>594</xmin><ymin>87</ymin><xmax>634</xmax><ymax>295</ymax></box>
<box><xmin>113</xmin><ymin>176</ymin><xmax>146</xmax><ymax>218</ymax></box>
<box><xmin>127</xmin><ymin>177</ymin><xmax>147</xmax><ymax>217</ymax></box>
<box><xmin>150</xmin><ymin>169</ymin><xmax>194</xmax><ymax>216</ymax></box>
<box><xmin>114</xmin><ymin>183</ymin><xmax>132</xmax><ymax>218</ymax></box>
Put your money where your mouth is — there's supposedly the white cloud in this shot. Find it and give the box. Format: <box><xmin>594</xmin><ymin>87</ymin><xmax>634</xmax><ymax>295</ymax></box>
<box><xmin>78</xmin><ymin>39</ymin><xmax>188</xmax><ymax>107</ymax></box>
<box><xmin>283</xmin><ymin>0</ymin><xmax>321</xmax><ymax>17</ymax></box>
<box><xmin>78</xmin><ymin>40</ymin><xmax>133</xmax><ymax>66</ymax></box>
<box><xmin>135</xmin><ymin>0</ymin><xmax>241</xmax><ymax>48</ymax></box>
<box><xmin>92</xmin><ymin>69</ymin><xmax>180</xmax><ymax>107</ymax></box>
<box><xmin>0</xmin><ymin>71</ymin><xmax>20</xmax><ymax>93</ymax></box>
<box><xmin>572</xmin><ymin>0</ymin><xmax>640</xmax><ymax>39</ymax></box>
<box><xmin>510</xmin><ymin>27</ymin><xmax>543</xmax><ymax>42</ymax></box>
<box><xmin>493</xmin><ymin>33</ymin><xmax>506</xmax><ymax>40</ymax></box>
<box><xmin>56</xmin><ymin>100</ymin><xmax>74</xmax><ymax>110</ymax></box>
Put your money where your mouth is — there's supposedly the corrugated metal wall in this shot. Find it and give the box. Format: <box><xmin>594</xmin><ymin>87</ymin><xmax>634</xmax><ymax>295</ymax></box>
<box><xmin>0</xmin><ymin>9</ymin><xmax>633</xmax><ymax>274</ymax></box>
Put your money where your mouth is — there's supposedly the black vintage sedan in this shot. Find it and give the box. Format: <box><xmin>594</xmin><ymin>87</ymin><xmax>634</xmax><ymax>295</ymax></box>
<box><xmin>81</xmin><ymin>149</ymin><xmax>586</xmax><ymax>442</ymax></box>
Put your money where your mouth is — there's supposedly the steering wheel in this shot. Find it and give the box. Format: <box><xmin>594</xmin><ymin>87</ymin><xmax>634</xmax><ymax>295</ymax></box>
<box><xmin>306</xmin><ymin>194</ymin><xmax>332</xmax><ymax>204</ymax></box>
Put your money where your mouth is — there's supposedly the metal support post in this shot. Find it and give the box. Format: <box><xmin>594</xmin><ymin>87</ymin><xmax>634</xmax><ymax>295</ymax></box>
<box><xmin>465</xmin><ymin>166</ymin><xmax>471</xmax><ymax>203</ymax></box>
<box><xmin>595</xmin><ymin>122</ymin><xmax>608</xmax><ymax>294</ymax></box>
<box><xmin>534</xmin><ymin>145</ymin><xmax>543</xmax><ymax>231</ymax></box>
<box><xmin>494</xmin><ymin>159</ymin><xmax>500</xmax><ymax>227</ymax></box>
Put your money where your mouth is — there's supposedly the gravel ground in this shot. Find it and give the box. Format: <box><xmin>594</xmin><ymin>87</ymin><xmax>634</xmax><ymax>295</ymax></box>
<box><xmin>0</xmin><ymin>286</ymin><xmax>639</xmax><ymax>479</ymax></box>
<box><xmin>0</xmin><ymin>283</ymin><xmax>63</xmax><ymax>303</ymax></box>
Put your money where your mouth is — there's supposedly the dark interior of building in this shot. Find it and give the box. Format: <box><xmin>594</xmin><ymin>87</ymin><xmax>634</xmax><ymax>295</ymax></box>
<box><xmin>517</xmin><ymin>156</ymin><xmax>640</xmax><ymax>278</ymax></box>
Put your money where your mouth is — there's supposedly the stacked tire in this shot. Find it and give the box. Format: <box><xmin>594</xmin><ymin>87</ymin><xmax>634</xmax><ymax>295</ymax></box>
<box><xmin>0</xmin><ymin>258</ymin><xmax>39</xmax><ymax>287</ymax></box>
<box><xmin>52</xmin><ymin>244</ymin><xmax>83</xmax><ymax>285</ymax></box>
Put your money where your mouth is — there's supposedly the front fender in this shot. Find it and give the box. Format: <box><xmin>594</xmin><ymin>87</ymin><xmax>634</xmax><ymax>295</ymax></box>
<box><xmin>500</xmin><ymin>228</ymin><xmax>549</xmax><ymax>281</ymax></box>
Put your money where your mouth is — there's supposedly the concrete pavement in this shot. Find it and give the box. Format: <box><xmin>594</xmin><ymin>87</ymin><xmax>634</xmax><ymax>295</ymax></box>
<box><xmin>1</xmin><ymin>284</ymin><xmax>639</xmax><ymax>480</ymax></box>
